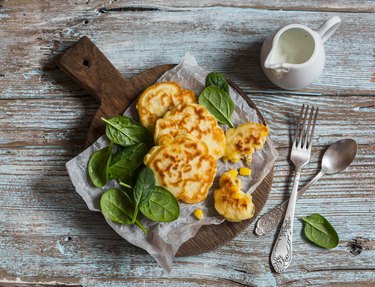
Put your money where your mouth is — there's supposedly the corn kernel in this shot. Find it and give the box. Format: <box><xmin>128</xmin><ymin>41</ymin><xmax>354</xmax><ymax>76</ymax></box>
<box><xmin>193</xmin><ymin>209</ymin><xmax>204</xmax><ymax>220</ymax></box>
<box><xmin>228</xmin><ymin>169</ymin><xmax>238</xmax><ymax>178</ymax></box>
<box><xmin>239</xmin><ymin>167</ymin><xmax>252</xmax><ymax>176</ymax></box>
<box><xmin>228</xmin><ymin>152</ymin><xmax>238</xmax><ymax>160</ymax></box>
<box><xmin>232</xmin><ymin>157</ymin><xmax>240</xmax><ymax>163</ymax></box>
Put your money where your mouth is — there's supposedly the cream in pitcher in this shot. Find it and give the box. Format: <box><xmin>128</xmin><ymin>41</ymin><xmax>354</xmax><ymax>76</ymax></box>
<box><xmin>260</xmin><ymin>16</ymin><xmax>341</xmax><ymax>90</ymax></box>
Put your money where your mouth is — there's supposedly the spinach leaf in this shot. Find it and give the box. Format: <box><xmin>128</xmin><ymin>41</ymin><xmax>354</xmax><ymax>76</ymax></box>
<box><xmin>100</xmin><ymin>188</ymin><xmax>146</xmax><ymax>233</ymax></box>
<box><xmin>109</xmin><ymin>145</ymin><xmax>127</xmax><ymax>165</ymax></box>
<box><xmin>301</xmin><ymin>214</ymin><xmax>339</xmax><ymax>249</ymax></box>
<box><xmin>102</xmin><ymin>116</ymin><xmax>153</xmax><ymax>147</ymax></box>
<box><xmin>198</xmin><ymin>86</ymin><xmax>235</xmax><ymax>128</ymax></box>
<box><xmin>132</xmin><ymin>166</ymin><xmax>155</xmax><ymax>222</ymax></box>
<box><xmin>87</xmin><ymin>143</ymin><xmax>113</xmax><ymax>188</ymax></box>
<box><xmin>100</xmin><ymin>188</ymin><xmax>133</xmax><ymax>224</ymax></box>
<box><xmin>140</xmin><ymin>186</ymin><xmax>180</xmax><ymax>222</ymax></box>
<box><xmin>108</xmin><ymin>143</ymin><xmax>148</xmax><ymax>182</ymax></box>
<box><xmin>205</xmin><ymin>72</ymin><xmax>229</xmax><ymax>93</ymax></box>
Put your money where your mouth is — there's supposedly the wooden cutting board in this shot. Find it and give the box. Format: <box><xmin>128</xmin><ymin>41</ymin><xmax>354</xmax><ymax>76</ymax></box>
<box><xmin>56</xmin><ymin>36</ymin><xmax>274</xmax><ymax>256</ymax></box>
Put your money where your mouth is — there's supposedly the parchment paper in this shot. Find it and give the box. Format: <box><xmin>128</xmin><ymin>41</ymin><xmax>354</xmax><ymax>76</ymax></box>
<box><xmin>66</xmin><ymin>54</ymin><xmax>278</xmax><ymax>272</ymax></box>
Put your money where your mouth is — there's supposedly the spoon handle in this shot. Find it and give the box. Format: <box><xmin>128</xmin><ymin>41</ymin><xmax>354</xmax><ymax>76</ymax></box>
<box><xmin>255</xmin><ymin>170</ymin><xmax>325</xmax><ymax>236</ymax></box>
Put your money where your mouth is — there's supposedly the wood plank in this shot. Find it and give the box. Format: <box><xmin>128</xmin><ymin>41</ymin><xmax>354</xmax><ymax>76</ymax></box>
<box><xmin>2</xmin><ymin>0</ymin><xmax>375</xmax><ymax>13</ymax></box>
<box><xmin>1</xmin><ymin>6</ymin><xmax>375</xmax><ymax>100</ymax></box>
<box><xmin>0</xmin><ymin>201</ymin><xmax>374</xmax><ymax>286</ymax></box>
<box><xmin>1</xmin><ymin>143</ymin><xmax>374</xmax><ymax>197</ymax></box>
<box><xmin>1</xmin><ymin>94</ymin><xmax>374</xmax><ymax>147</ymax></box>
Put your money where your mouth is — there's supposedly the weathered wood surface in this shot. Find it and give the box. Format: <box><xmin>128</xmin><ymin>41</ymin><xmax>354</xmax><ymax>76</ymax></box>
<box><xmin>1</xmin><ymin>1</ymin><xmax>374</xmax><ymax>286</ymax></box>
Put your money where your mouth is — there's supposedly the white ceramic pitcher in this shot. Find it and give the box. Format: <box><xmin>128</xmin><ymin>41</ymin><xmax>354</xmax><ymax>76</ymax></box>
<box><xmin>260</xmin><ymin>16</ymin><xmax>341</xmax><ymax>90</ymax></box>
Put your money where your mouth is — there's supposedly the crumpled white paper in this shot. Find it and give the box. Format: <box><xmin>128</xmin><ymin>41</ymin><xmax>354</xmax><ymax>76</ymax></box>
<box><xmin>66</xmin><ymin>54</ymin><xmax>278</xmax><ymax>272</ymax></box>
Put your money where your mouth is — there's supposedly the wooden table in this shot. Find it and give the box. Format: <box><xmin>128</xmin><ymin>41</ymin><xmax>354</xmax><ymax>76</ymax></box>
<box><xmin>1</xmin><ymin>1</ymin><xmax>374</xmax><ymax>286</ymax></box>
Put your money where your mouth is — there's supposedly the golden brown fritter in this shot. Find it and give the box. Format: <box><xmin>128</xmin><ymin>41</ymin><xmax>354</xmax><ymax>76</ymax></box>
<box><xmin>154</xmin><ymin>103</ymin><xmax>226</xmax><ymax>160</ymax></box>
<box><xmin>214</xmin><ymin>171</ymin><xmax>255</xmax><ymax>222</ymax></box>
<box><xmin>224</xmin><ymin>122</ymin><xmax>269</xmax><ymax>165</ymax></box>
<box><xmin>136</xmin><ymin>82</ymin><xmax>196</xmax><ymax>132</ymax></box>
<box><xmin>144</xmin><ymin>135</ymin><xmax>216</xmax><ymax>204</ymax></box>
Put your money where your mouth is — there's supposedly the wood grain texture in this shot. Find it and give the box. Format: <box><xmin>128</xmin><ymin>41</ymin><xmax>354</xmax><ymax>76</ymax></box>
<box><xmin>1</xmin><ymin>2</ymin><xmax>375</xmax><ymax>100</ymax></box>
<box><xmin>1</xmin><ymin>0</ymin><xmax>375</xmax><ymax>286</ymax></box>
<box><xmin>2</xmin><ymin>0</ymin><xmax>375</xmax><ymax>13</ymax></box>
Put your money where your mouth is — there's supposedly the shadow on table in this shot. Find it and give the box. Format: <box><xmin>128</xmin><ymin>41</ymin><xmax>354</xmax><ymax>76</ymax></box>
<box><xmin>220</xmin><ymin>41</ymin><xmax>279</xmax><ymax>91</ymax></box>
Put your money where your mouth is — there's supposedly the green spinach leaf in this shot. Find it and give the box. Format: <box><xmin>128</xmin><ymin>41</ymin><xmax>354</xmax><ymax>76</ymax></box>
<box><xmin>140</xmin><ymin>186</ymin><xmax>180</xmax><ymax>222</ymax></box>
<box><xmin>301</xmin><ymin>214</ymin><xmax>339</xmax><ymax>249</ymax></box>
<box><xmin>102</xmin><ymin>116</ymin><xmax>153</xmax><ymax>147</ymax></box>
<box><xmin>205</xmin><ymin>72</ymin><xmax>229</xmax><ymax>93</ymax></box>
<box><xmin>100</xmin><ymin>188</ymin><xmax>146</xmax><ymax>233</ymax></box>
<box><xmin>87</xmin><ymin>143</ymin><xmax>113</xmax><ymax>188</ymax></box>
<box><xmin>100</xmin><ymin>188</ymin><xmax>133</xmax><ymax>224</ymax></box>
<box><xmin>132</xmin><ymin>166</ymin><xmax>155</xmax><ymax>222</ymax></box>
<box><xmin>108</xmin><ymin>143</ymin><xmax>148</xmax><ymax>182</ymax></box>
<box><xmin>198</xmin><ymin>86</ymin><xmax>235</xmax><ymax>128</ymax></box>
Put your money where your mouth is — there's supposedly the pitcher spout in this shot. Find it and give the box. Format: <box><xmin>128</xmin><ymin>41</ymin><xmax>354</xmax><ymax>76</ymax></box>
<box><xmin>265</xmin><ymin>61</ymin><xmax>289</xmax><ymax>80</ymax></box>
<box><xmin>264</xmin><ymin>47</ymin><xmax>290</xmax><ymax>79</ymax></box>
<box><xmin>263</xmin><ymin>46</ymin><xmax>276</xmax><ymax>69</ymax></box>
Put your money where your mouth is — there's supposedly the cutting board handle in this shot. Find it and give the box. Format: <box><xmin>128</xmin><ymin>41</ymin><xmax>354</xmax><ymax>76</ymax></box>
<box><xmin>56</xmin><ymin>36</ymin><xmax>138</xmax><ymax>145</ymax></box>
<box><xmin>57</xmin><ymin>36</ymin><xmax>176</xmax><ymax>146</ymax></box>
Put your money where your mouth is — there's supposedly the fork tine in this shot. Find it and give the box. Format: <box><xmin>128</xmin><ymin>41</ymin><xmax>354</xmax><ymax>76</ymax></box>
<box><xmin>293</xmin><ymin>104</ymin><xmax>306</xmax><ymax>147</ymax></box>
<box><xmin>306</xmin><ymin>106</ymin><xmax>319</xmax><ymax>149</ymax></box>
<box><xmin>303</xmin><ymin>106</ymin><xmax>315</xmax><ymax>148</ymax></box>
<box><xmin>297</xmin><ymin>105</ymin><xmax>310</xmax><ymax>148</ymax></box>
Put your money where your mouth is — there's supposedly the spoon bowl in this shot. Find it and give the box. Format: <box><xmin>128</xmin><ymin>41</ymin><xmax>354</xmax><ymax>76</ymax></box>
<box><xmin>321</xmin><ymin>139</ymin><xmax>358</xmax><ymax>174</ymax></box>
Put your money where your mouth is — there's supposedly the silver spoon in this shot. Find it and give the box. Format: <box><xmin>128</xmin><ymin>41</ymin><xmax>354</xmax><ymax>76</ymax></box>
<box><xmin>255</xmin><ymin>138</ymin><xmax>357</xmax><ymax>236</ymax></box>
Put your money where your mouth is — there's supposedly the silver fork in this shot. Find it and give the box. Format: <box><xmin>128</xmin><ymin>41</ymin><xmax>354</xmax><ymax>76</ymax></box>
<box><xmin>271</xmin><ymin>104</ymin><xmax>318</xmax><ymax>273</ymax></box>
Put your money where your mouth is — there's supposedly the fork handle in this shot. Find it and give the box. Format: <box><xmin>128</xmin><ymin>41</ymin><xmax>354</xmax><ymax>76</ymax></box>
<box><xmin>271</xmin><ymin>168</ymin><xmax>301</xmax><ymax>273</ymax></box>
<box><xmin>255</xmin><ymin>170</ymin><xmax>325</xmax><ymax>235</ymax></box>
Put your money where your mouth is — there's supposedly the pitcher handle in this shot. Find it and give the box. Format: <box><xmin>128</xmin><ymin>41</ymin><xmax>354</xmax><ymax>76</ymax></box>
<box><xmin>317</xmin><ymin>16</ymin><xmax>341</xmax><ymax>43</ymax></box>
